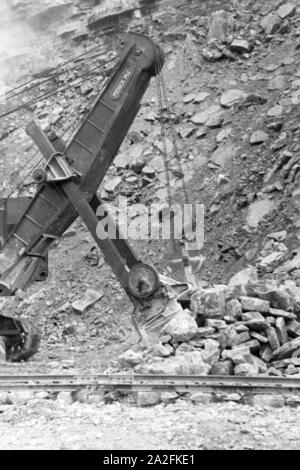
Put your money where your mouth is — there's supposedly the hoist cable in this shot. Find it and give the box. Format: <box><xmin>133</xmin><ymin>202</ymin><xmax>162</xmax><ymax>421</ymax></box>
<box><xmin>0</xmin><ymin>42</ymin><xmax>110</xmax><ymax>103</ymax></box>
<box><xmin>0</xmin><ymin>57</ymin><xmax>117</xmax><ymax>121</ymax></box>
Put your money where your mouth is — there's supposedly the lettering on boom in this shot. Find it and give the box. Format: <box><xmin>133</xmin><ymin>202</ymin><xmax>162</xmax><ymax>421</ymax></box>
<box><xmin>110</xmin><ymin>67</ymin><xmax>134</xmax><ymax>100</ymax></box>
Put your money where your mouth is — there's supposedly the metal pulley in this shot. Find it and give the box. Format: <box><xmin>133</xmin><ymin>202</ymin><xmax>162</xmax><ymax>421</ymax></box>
<box><xmin>127</xmin><ymin>263</ymin><xmax>160</xmax><ymax>299</ymax></box>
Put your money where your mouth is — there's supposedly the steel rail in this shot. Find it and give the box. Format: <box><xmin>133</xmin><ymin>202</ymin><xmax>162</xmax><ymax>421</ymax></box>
<box><xmin>0</xmin><ymin>374</ymin><xmax>299</xmax><ymax>393</ymax></box>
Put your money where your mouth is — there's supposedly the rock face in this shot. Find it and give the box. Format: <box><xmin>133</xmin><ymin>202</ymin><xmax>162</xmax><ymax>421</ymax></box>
<box><xmin>88</xmin><ymin>0</ymin><xmax>139</xmax><ymax>28</ymax></box>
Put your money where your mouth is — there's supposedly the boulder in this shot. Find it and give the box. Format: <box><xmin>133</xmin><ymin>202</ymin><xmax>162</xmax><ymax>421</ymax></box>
<box><xmin>258</xmin><ymin>251</ymin><xmax>288</xmax><ymax>273</ymax></box>
<box><xmin>210</xmin><ymin>360</ymin><xmax>234</xmax><ymax>375</ymax></box>
<box><xmin>268</xmin><ymin>75</ymin><xmax>287</xmax><ymax>91</ymax></box>
<box><xmin>136</xmin><ymin>351</ymin><xmax>211</xmax><ymax>375</ymax></box>
<box><xmin>266</xmin><ymin>327</ymin><xmax>281</xmax><ymax>351</ymax></box>
<box><xmin>260</xmin><ymin>13</ymin><xmax>282</xmax><ymax>35</ymax></box>
<box><xmin>162</xmin><ymin>310</ymin><xmax>198</xmax><ymax>342</ymax></box>
<box><xmin>246</xmin><ymin>318</ymin><xmax>269</xmax><ymax>332</ymax></box>
<box><xmin>191</xmin><ymin>285</ymin><xmax>227</xmax><ymax>319</ymax></box>
<box><xmin>250</xmin><ymin>130</ymin><xmax>269</xmax><ymax>144</ymax></box>
<box><xmin>187</xmin><ymin>392</ymin><xmax>214</xmax><ymax>404</ymax></box>
<box><xmin>234</xmin><ymin>363</ymin><xmax>259</xmax><ymax>376</ymax></box>
<box><xmin>245</xmin><ymin>394</ymin><xmax>285</xmax><ymax>407</ymax></box>
<box><xmin>211</xmin><ymin>143</ymin><xmax>237</xmax><ymax>166</ymax></box>
<box><xmin>136</xmin><ymin>392</ymin><xmax>161</xmax><ymax>407</ymax></box>
<box><xmin>207</xmin><ymin>10</ymin><xmax>234</xmax><ymax>43</ymax></box>
<box><xmin>190</xmin><ymin>105</ymin><xmax>223</xmax><ymax>126</ymax></box>
<box><xmin>118</xmin><ymin>350</ymin><xmax>144</xmax><ymax>368</ymax></box>
<box><xmin>270</xmin><ymin>308</ymin><xmax>296</xmax><ymax>320</ymax></box>
<box><xmin>287</xmin><ymin>320</ymin><xmax>300</xmax><ymax>337</ymax></box>
<box><xmin>197</xmin><ymin>326</ymin><xmax>216</xmax><ymax>338</ymax></box>
<box><xmin>276</xmin><ymin>3</ymin><xmax>296</xmax><ymax>19</ymax></box>
<box><xmin>221</xmin><ymin>345</ymin><xmax>251</xmax><ymax>364</ymax></box>
<box><xmin>201</xmin><ymin>339</ymin><xmax>220</xmax><ymax>366</ymax></box>
<box><xmin>226</xmin><ymin>299</ymin><xmax>242</xmax><ymax>318</ymax></box>
<box><xmin>220</xmin><ymin>89</ymin><xmax>247</xmax><ymax>108</ymax></box>
<box><xmin>72</xmin><ymin>289</ymin><xmax>104</xmax><ymax>313</ymax></box>
<box><xmin>240</xmin><ymin>296</ymin><xmax>270</xmax><ymax>313</ymax></box>
<box><xmin>260</xmin><ymin>344</ymin><xmax>273</xmax><ymax>362</ymax></box>
<box><xmin>230</xmin><ymin>39</ymin><xmax>251</xmax><ymax>53</ymax></box>
<box><xmin>275</xmin><ymin>317</ymin><xmax>289</xmax><ymax>345</ymax></box>
<box><xmin>227</xmin><ymin>268</ymin><xmax>258</xmax><ymax>297</ymax></box>
<box><xmin>246</xmin><ymin>199</ymin><xmax>277</xmax><ymax>228</ymax></box>
<box><xmin>272</xmin><ymin>337</ymin><xmax>300</xmax><ymax>360</ymax></box>
<box><xmin>276</xmin><ymin>253</ymin><xmax>300</xmax><ymax>273</ymax></box>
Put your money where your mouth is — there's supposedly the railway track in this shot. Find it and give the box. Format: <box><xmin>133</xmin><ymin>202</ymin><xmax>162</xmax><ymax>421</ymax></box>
<box><xmin>0</xmin><ymin>374</ymin><xmax>300</xmax><ymax>394</ymax></box>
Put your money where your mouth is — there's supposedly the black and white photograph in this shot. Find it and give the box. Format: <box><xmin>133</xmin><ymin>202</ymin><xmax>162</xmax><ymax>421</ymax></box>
<box><xmin>0</xmin><ymin>0</ymin><xmax>299</xmax><ymax>453</ymax></box>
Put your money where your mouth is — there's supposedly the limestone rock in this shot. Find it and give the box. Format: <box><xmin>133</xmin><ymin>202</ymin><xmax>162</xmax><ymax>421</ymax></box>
<box><xmin>267</xmin><ymin>327</ymin><xmax>281</xmax><ymax>351</ymax></box>
<box><xmin>190</xmin><ymin>105</ymin><xmax>223</xmax><ymax>126</ymax></box>
<box><xmin>226</xmin><ymin>299</ymin><xmax>242</xmax><ymax>318</ymax></box>
<box><xmin>275</xmin><ymin>317</ymin><xmax>289</xmax><ymax>345</ymax></box>
<box><xmin>136</xmin><ymin>392</ymin><xmax>161</xmax><ymax>407</ymax></box>
<box><xmin>220</xmin><ymin>89</ymin><xmax>246</xmax><ymax>108</ymax></box>
<box><xmin>136</xmin><ymin>351</ymin><xmax>211</xmax><ymax>375</ymax></box>
<box><xmin>210</xmin><ymin>360</ymin><xmax>234</xmax><ymax>375</ymax></box>
<box><xmin>197</xmin><ymin>326</ymin><xmax>216</xmax><ymax>338</ymax></box>
<box><xmin>72</xmin><ymin>289</ymin><xmax>104</xmax><ymax>313</ymax></box>
<box><xmin>276</xmin><ymin>3</ymin><xmax>296</xmax><ymax>19</ymax></box>
<box><xmin>258</xmin><ymin>251</ymin><xmax>288</xmax><ymax>273</ymax></box>
<box><xmin>118</xmin><ymin>350</ymin><xmax>144</xmax><ymax>368</ymax></box>
<box><xmin>188</xmin><ymin>391</ymin><xmax>214</xmax><ymax>404</ymax></box>
<box><xmin>162</xmin><ymin>310</ymin><xmax>198</xmax><ymax>342</ymax></box>
<box><xmin>211</xmin><ymin>143</ymin><xmax>237</xmax><ymax>166</ymax></box>
<box><xmin>191</xmin><ymin>285</ymin><xmax>227</xmax><ymax>319</ymax></box>
<box><xmin>270</xmin><ymin>308</ymin><xmax>296</xmax><ymax>320</ymax></box>
<box><xmin>260</xmin><ymin>13</ymin><xmax>282</xmax><ymax>35</ymax></box>
<box><xmin>245</xmin><ymin>394</ymin><xmax>285</xmax><ymax>407</ymax></box>
<box><xmin>268</xmin><ymin>75</ymin><xmax>287</xmax><ymax>91</ymax></box>
<box><xmin>207</xmin><ymin>10</ymin><xmax>234</xmax><ymax>43</ymax></box>
<box><xmin>272</xmin><ymin>337</ymin><xmax>300</xmax><ymax>360</ymax></box>
<box><xmin>227</xmin><ymin>268</ymin><xmax>258</xmax><ymax>297</ymax></box>
<box><xmin>234</xmin><ymin>363</ymin><xmax>259</xmax><ymax>376</ymax></box>
<box><xmin>201</xmin><ymin>339</ymin><xmax>220</xmax><ymax>366</ymax></box>
<box><xmin>246</xmin><ymin>199</ymin><xmax>277</xmax><ymax>228</ymax></box>
<box><xmin>250</xmin><ymin>130</ymin><xmax>269</xmax><ymax>144</ymax></box>
<box><xmin>230</xmin><ymin>39</ymin><xmax>251</xmax><ymax>53</ymax></box>
<box><xmin>240</xmin><ymin>296</ymin><xmax>270</xmax><ymax>313</ymax></box>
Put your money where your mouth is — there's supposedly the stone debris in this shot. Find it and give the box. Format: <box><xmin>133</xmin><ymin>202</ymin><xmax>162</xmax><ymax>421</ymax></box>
<box><xmin>220</xmin><ymin>89</ymin><xmax>247</xmax><ymax>108</ymax></box>
<box><xmin>276</xmin><ymin>3</ymin><xmax>296</xmax><ymax>20</ymax></box>
<box><xmin>250</xmin><ymin>130</ymin><xmax>269</xmax><ymax>145</ymax></box>
<box><xmin>119</xmin><ymin>263</ymin><xmax>300</xmax><ymax>379</ymax></box>
<box><xmin>260</xmin><ymin>13</ymin><xmax>282</xmax><ymax>35</ymax></box>
<box><xmin>72</xmin><ymin>289</ymin><xmax>104</xmax><ymax>314</ymax></box>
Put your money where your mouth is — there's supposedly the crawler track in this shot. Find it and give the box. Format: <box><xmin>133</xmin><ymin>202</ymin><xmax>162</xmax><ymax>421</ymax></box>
<box><xmin>0</xmin><ymin>374</ymin><xmax>300</xmax><ymax>394</ymax></box>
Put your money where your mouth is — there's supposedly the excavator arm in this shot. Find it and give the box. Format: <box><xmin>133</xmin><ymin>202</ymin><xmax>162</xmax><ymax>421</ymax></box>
<box><xmin>0</xmin><ymin>33</ymin><xmax>187</xmax><ymax>362</ymax></box>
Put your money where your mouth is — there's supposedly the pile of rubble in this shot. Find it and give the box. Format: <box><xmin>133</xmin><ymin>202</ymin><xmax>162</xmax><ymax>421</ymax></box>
<box><xmin>119</xmin><ymin>257</ymin><xmax>300</xmax><ymax>379</ymax></box>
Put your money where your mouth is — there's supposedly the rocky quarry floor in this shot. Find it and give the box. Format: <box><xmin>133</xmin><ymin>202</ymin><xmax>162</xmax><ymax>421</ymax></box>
<box><xmin>1</xmin><ymin>0</ymin><xmax>300</xmax><ymax>450</ymax></box>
